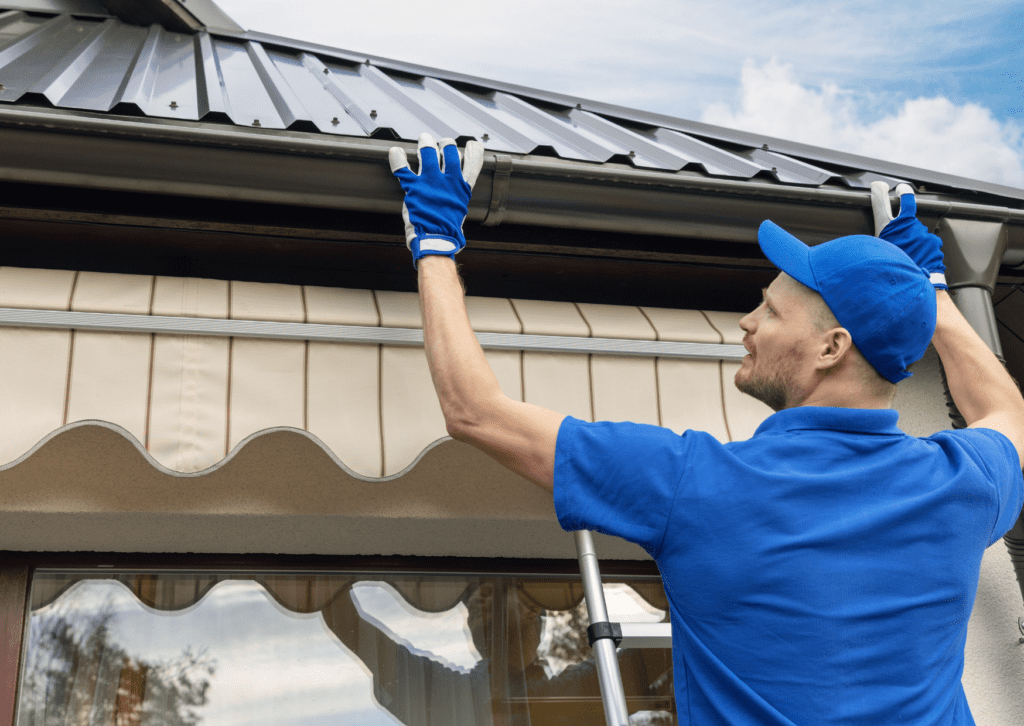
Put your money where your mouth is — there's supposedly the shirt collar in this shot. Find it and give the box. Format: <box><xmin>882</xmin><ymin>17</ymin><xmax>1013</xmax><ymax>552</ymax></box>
<box><xmin>752</xmin><ymin>406</ymin><xmax>903</xmax><ymax>437</ymax></box>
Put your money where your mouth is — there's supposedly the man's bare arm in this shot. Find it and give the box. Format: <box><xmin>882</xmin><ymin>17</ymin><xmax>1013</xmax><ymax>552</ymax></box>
<box><xmin>932</xmin><ymin>289</ymin><xmax>1024</xmax><ymax>462</ymax></box>
<box><xmin>418</xmin><ymin>255</ymin><xmax>565</xmax><ymax>491</ymax></box>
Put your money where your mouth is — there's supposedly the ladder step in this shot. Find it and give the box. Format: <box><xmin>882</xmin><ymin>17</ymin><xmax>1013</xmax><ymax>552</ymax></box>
<box><xmin>617</xmin><ymin>622</ymin><xmax>672</xmax><ymax>649</ymax></box>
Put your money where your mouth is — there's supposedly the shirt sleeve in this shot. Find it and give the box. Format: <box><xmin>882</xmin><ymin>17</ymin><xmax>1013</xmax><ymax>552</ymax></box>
<box><xmin>953</xmin><ymin>427</ymin><xmax>1024</xmax><ymax>545</ymax></box>
<box><xmin>553</xmin><ymin>416</ymin><xmax>691</xmax><ymax>558</ymax></box>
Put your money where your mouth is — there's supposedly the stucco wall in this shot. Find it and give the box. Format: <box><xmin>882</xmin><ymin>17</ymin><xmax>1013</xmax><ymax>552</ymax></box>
<box><xmin>896</xmin><ymin>344</ymin><xmax>1024</xmax><ymax>725</ymax></box>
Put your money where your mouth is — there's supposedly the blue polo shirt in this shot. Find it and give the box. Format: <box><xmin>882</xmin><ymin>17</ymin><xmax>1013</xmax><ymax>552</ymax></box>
<box><xmin>554</xmin><ymin>406</ymin><xmax>1023</xmax><ymax>726</ymax></box>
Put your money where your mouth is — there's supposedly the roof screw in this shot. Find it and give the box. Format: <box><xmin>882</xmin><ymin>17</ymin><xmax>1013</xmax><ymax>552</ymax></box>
<box><xmin>628</xmin><ymin>150</ymin><xmax>636</xmax><ymax>158</ymax></box>
<box><xmin>331</xmin><ymin>117</ymin><xmax>339</xmax><ymax>125</ymax></box>
<box><xmin>169</xmin><ymin>101</ymin><xmax>178</xmax><ymax>109</ymax></box>
<box><xmin>576</xmin><ymin>103</ymin><xmax>582</xmax><ymax>109</ymax></box>
<box><xmin>762</xmin><ymin>143</ymin><xmax>769</xmax><ymax>150</ymax></box>
<box><xmin>481</xmin><ymin>133</ymin><xmax>489</xmax><ymax>141</ymax></box>
<box><xmin>253</xmin><ymin>119</ymin><xmax>261</xmax><ymax>127</ymax></box>
<box><xmin>323</xmin><ymin>67</ymin><xmax>329</xmax><ymax>74</ymax></box>
<box><xmin>772</xmin><ymin>166</ymin><xmax>778</xmax><ymax>173</ymax></box>
<box><xmin>370</xmin><ymin>109</ymin><xmax>377</xmax><ymax>118</ymax></box>
<box><xmin>919</xmin><ymin>185</ymin><xmax>926</xmax><ymax>191</ymax></box>
<box><xmin>0</xmin><ymin>84</ymin><xmax>5</xmax><ymax>91</ymax></box>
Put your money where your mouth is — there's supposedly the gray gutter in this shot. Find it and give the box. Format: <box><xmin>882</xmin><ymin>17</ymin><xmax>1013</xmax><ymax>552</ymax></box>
<box><xmin>2</xmin><ymin>105</ymin><xmax>1023</xmax><ymax>265</ymax></box>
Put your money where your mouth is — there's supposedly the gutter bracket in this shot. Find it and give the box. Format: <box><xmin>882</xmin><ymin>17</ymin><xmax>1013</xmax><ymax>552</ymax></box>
<box><xmin>483</xmin><ymin>154</ymin><xmax>512</xmax><ymax>227</ymax></box>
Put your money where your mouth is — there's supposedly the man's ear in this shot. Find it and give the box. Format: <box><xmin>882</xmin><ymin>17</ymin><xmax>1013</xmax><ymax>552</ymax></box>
<box><xmin>818</xmin><ymin>327</ymin><xmax>854</xmax><ymax>368</ymax></box>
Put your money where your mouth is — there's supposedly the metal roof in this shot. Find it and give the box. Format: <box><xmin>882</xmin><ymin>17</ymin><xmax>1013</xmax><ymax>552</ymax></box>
<box><xmin>0</xmin><ymin>4</ymin><xmax>1022</xmax><ymax>206</ymax></box>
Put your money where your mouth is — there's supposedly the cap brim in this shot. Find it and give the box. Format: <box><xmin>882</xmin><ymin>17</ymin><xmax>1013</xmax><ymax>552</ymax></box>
<box><xmin>757</xmin><ymin>221</ymin><xmax>819</xmax><ymax>292</ymax></box>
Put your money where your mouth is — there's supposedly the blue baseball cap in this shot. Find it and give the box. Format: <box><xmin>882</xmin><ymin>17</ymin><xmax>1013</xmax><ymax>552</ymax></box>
<box><xmin>757</xmin><ymin>221</ymin><xmax>936</xmax><ymax>383</ymax></box>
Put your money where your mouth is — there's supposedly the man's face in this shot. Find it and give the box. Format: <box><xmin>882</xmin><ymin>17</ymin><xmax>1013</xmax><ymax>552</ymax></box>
<box><xmin>735</xmin><ymin>273</ymin><xmax>817</xmax><ymax>412</ymax></box>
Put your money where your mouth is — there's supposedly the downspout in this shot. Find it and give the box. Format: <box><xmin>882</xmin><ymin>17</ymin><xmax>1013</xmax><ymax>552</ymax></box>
<box><xmin>932</xmin><ymin>214</ymin><xmax>1024</xmax><ymax>619</ymax></box>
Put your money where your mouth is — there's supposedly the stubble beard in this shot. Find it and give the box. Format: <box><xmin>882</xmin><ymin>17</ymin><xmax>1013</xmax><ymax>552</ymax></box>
<box><xmin>735</xmin><ymin>357</ymin><xmax>789</xmax><ymax>412</ymax></box>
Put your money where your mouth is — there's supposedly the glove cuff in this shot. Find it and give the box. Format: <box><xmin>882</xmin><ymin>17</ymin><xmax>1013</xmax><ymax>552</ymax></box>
<box><xmin>930</xmin><ymin>272</ymin><xmax>948</xmax><ymax>290</ymax></box>
<box><xmin>409</xmin><ymin>235</ymin><xmax>462</xmax><ymax>268</ymax></box>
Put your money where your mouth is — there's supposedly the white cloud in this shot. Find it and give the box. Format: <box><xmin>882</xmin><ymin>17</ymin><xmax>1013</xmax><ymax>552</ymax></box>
<box><xmin>702</xmin><ymin>60</ymin><xmax>1024</xmax><ymax>189</ymax></box>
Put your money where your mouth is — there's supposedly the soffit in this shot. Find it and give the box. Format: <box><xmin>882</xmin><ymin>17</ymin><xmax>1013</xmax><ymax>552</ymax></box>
<box><xmin>0</xmin><ymin>8</ymin><xmax>1021</xmax><ymax>206</ymax></box>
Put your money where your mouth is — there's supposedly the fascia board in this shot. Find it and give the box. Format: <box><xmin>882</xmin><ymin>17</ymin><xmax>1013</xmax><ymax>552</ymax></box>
<box><xmin>1</xmin><ymin>104</ymin><xmax>1022</xmax><ymax>263</ymax></box>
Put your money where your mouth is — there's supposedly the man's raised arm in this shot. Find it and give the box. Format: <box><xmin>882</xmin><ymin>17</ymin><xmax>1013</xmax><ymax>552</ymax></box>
<box><xmin>390</xmin><ymin>134</ymin><xmax>565</xmax><ymax>491</ymax></box>
<box><xmin>932</xmin><ymin>288</ymin><xmax>1024</xmax><ymax>460</ymax></box>
<box><xmin>872</xmin><ymin>182</ymin><xmax>1024</xmax><ymax>462</ymax></box>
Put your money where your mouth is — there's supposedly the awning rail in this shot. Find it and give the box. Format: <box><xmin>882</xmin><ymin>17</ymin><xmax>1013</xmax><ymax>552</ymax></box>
<box><xmin>0</xmin><ymin>307</ymin><xmax>747</xmax><ymax>360</ymax></box>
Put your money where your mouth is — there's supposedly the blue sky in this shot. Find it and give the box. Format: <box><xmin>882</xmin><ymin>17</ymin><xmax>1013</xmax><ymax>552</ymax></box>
<box><xmin>214</xmin><ymin>0</ymin><xmax>1023</xmax><ymax>188</ymax></box>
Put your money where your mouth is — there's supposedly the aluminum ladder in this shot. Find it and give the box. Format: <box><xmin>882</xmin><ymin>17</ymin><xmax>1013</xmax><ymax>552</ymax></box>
<box><xmin>574</xmin><ymin>530</ymin><xmax>673</xmax><ymax>726</ymax></box>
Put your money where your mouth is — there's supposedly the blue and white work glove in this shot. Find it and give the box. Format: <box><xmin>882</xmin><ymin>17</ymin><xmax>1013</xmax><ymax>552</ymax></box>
<box><xmin>870</xmin><ymin>181</ymin><xmax>948</xmax><ymax>291</ymax></box>
<box><xmin>389</xmin><ymin>133</ymin><xmax>484</xmax><ymax>267</ymax></box>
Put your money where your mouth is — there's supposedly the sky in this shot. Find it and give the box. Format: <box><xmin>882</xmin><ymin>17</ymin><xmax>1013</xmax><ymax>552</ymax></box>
<box><xmin>213</xmin><ymin>0</ymin><xmax>1024</xmax><ymax>190</ymax></box>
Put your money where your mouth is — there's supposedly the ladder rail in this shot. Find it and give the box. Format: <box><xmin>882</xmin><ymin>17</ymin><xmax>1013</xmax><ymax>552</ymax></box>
<box><xmin>574</xmin><ymin>530</ymin><xmax>631</xmax><ymax>726</ymax></box>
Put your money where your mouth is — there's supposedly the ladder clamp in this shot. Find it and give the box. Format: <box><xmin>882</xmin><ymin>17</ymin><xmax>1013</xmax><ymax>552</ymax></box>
<box><xmin>587</xmin><ymin>621</ymin><xmax>622</xmax><ymax>647</ymax></box>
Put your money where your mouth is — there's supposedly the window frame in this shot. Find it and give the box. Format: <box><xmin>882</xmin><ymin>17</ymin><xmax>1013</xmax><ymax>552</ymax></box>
<box><xmin>0</xmin><ymin>550</ymin><xmax>660</xmax><ymax>726</ymax></box>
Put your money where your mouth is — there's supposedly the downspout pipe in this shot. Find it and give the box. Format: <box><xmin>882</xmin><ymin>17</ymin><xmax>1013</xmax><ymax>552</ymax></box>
<box><xmin>932</xmin><ymin>218</ymin><xmax>1024</xmax><ymax>611</ymax></box>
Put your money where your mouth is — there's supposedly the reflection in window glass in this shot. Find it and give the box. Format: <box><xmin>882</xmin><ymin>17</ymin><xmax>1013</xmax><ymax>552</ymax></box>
<box><xmin>537</xmin><ymin>584</ymin><xmax>666</xmax><ymax>679</ymax></box>
<box><xmin>17</xmin><ymin>571</ymin><xmax>674</xmax><ymax>725</ymax></box>
<box><xmin>351</xmin><ymin>582</ymin><xmax>482</xmax><ymax>674</ymax></box>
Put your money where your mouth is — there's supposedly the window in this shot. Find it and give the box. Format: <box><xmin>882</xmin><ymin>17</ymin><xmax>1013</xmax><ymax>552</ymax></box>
<box><xmin>17</xmin><ymin>570</ymin><xmax>674</xmax><ymax>725</ymax></box>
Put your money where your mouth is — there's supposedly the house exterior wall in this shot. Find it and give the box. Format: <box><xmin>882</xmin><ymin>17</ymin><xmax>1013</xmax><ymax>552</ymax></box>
<box><xmin>895</xmin><ymin>340</ymin><xmax>1024</xmax><ymax>725</ymax></box>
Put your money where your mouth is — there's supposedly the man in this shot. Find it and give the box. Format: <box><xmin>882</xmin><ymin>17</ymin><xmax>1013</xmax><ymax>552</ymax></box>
<box><xmin>389</xmin><ymin>133</ymin><xmax>1024</xmax><ymax>725</ymax></box>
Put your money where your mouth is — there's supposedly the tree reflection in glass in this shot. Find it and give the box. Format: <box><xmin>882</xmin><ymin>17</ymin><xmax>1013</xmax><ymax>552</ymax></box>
<box><xmin>17</xmin><ymin>583</ymin><xmax>215</xmax><ymax>726</ymax></box>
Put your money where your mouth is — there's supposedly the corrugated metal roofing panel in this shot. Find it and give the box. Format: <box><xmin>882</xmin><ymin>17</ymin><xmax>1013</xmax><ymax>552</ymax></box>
<box><xmin>27</xmin><ymin>17</ymin><xmax>116</xmax><ymax>105</ymax></box>
<box><xmin>320</xmin><ymin>58</ymin><xmax>442</xmax><ymax>140</ymax></box>
<box><xmin>0</xmin><ymin>8</ymin><xmax>1020</xmax><ymax>204</ymax></box>
<box><xmin>194</xmin><ymin>30</ymin><xmax>225</xmax><ymax>118</ymax></box>
<box><xmin>213</xmin><ymin>37</ymin><xmax>296</xmax><ymax>128</ymax></box>
<box><xmin>649</xmin><ymin>127</ymin><xmax>765</xmax><ymax>178</ymax></box>
<box><xmin>421</xmin><ymin>78</ymin><xmax>535</xmax><ymax>154</ymax></box>
<box><xmin>298</xmin><ymin>53</ymin><xmax>373</xmax><ymax>134</ymax></box>
<box><xmin>0</xmin><ymin>10</ymin><xmax>45</xmax><ymax>49</ymax></box>
<box><xmin>275</xmin><ymin>51</ymin><xmax>364</xmax><ymax>136</ymax></box>
<box><xmin>492</xmin><ymin>92</ymin><xmax>616</xmax><ymax>162</ymax></box>
<box><xmin>113</xmin><ymin>25</ymin><xmax>165</xmax><ymax>113</ymax></box>
<box><xmin>56</xmin><ymin>21</ymin><xmax>145</xmax><ymax>110</ymax></box>
<box><xmin>841</xmin><ymin>170</ymin><xmax>910</xmax><ymax>190</ymax></box>
<box><xmin>569</xmin><ymin>110</ymin><xmax>689</xmax><ymax>170</ymax></box>
<box><xmin>361</xmin><ymin>64</ymin><xmax>460</xmax><ymax>139</ymax></box>
<box><xmin>0</xmin><ymin>13</ymin><xmax>82</xmax><ymax>101</ymax></box>
<box><xmin>740</xmin><ymin>148</ymin><xmax>840</xmax><ymax>186</ymax></box>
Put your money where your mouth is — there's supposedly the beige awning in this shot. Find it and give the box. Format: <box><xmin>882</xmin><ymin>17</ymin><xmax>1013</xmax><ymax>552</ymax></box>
<box><xmin>0</xmin><ymin>266</ymin><xmax>772</xmax><ymax>556</ymax></box>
